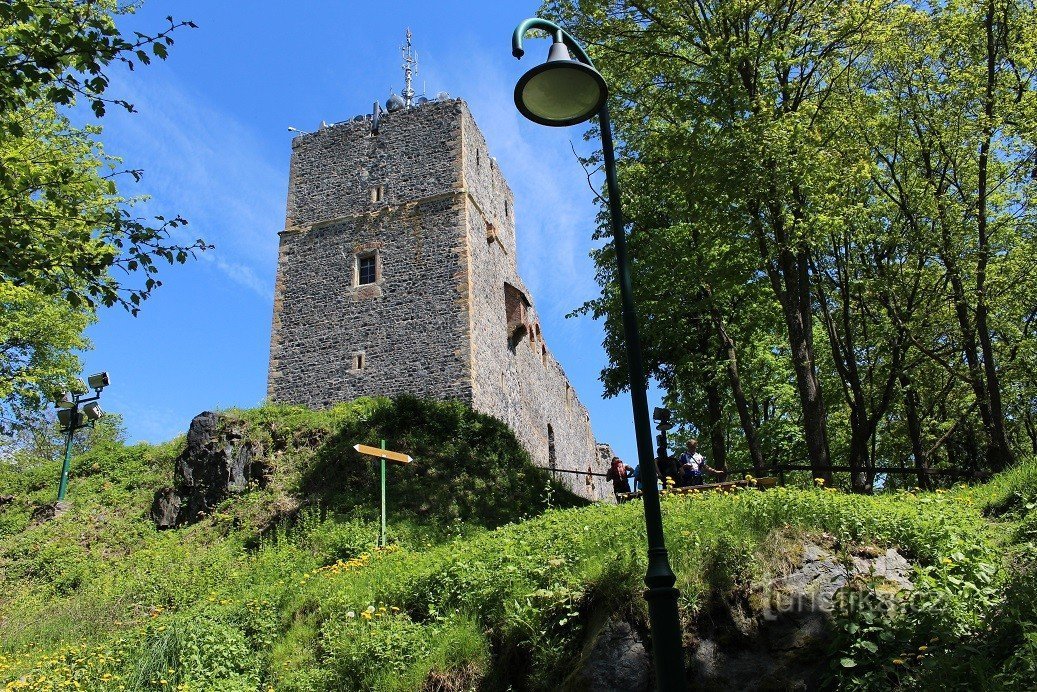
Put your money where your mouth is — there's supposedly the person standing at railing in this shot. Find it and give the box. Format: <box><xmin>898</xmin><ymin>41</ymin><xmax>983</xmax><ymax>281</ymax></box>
<box><xmin>679</xmin><ymin>439</ymin><xmax>720</xmax><ymax>486</ymax></box>
<box><xmin>606</xmin><ymin>456</ymin><xmax>634</xmax><ymax>496</ymax></box>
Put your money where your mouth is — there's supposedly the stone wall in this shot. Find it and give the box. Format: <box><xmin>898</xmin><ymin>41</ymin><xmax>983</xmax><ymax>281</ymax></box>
<box><xmin>267</xmin><ymin>99</ymin><xmax>609</xmax><ymax>500</ymax></box>
<box><xmin>268</xmin><ymin>101</ymin><xmax>473</xmax><ymax>406</ymax></box>
<box><xmin>457</xmin><ymin>106</ymin><xmax>610</xmax><ymax>501</ymax></box>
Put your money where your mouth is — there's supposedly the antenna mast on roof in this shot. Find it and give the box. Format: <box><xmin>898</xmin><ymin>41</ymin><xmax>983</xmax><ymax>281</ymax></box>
<box><xmin>401</xmin><ymin>28</ymin><xmax>418</xmax><ymax>108</ymax></box>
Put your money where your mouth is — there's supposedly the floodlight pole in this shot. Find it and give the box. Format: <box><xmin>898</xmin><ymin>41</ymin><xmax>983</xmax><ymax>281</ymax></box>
<box><xmin>57</xmin><ymin>401</ymin><xmax>77</xmax><ymax>502</ymax></box>
<box><xmin>513</xmin><ymin>19</ymin><xmax>687</xmax><ymax>691</ymax></box>
<box><xmin>55</xmin><ymin>388</ymin><xmax>104</xmax><ymax>501</ymax></box>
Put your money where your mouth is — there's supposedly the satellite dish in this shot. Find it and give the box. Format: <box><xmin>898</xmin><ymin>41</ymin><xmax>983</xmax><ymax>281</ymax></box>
<box><xmin>436</xmin><ymin>91</ymin><xmax>450</xmax><ymax>101</ymax></box>
<box><xmin>352</xmin><ymin>115</ymin><xmax>365</xmax><ymax>122</ymax></box>
<box><xmin>417</xmin><ymin>96</ymin><xmax>429</xmax><ymax>105</ymax></box>
<box><xmin>386</xmin><ymin>93</ymin><xmax>405</xmax><ymax>112</ymax></box>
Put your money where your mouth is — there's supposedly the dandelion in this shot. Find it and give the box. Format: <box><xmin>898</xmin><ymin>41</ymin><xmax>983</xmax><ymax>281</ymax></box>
<box><xmin>892</xmin><ymin>658</ymin><xmax>905</xmax><ymax>666</ymax></box>
<box><xmin>918</xmin><ymin>645</ymin><xmax>928</xmax><ymax>652</ymax></box>
<box><xmin>814</xmin><ymin>478</ymin><xmax>825</xmax><ymax>486</ymax></box>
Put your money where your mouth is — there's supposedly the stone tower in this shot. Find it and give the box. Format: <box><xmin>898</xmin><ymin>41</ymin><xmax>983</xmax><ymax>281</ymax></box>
<box><xmin>267</xmin><ymin>97</ymin><xmax>609</xmax><ymax>500</ymax></box>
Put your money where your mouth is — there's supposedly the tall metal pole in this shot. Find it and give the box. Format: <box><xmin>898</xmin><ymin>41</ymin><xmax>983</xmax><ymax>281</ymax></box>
<box><xmin>599</xmin><ymin>105</ymin><xmax>686</xmax><ymax>691</ymax></box>
<box><xmin>510</xmin><ymin>19</ymin><xmax>687</xmax><ymax>690</ymax></box>
<box><xmin>380</xmin><ymin>438</ymin><xmax>387</xmax><ymax>547</ymax></box>
<box><xmin>56</xmin><ymin>402</ymin><xmax>77</xmax><ymax>502</ymax></box>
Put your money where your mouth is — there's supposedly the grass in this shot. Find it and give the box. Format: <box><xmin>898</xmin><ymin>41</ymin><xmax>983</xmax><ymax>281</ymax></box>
<box><xmin>0</xmin><ymin>399</ymin><xmax>1035</xmax><ymax>690</ymax></box>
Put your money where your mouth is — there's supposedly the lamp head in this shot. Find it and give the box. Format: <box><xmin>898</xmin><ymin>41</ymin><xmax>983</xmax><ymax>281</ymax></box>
<box><xmin>515</xmin><ymin>38</ymin><xmax>607</xmax><ymax>127</ymax></box>
<box><xmin>55</xmin><ymin>392</ymin><xmax>75</xmax><ymax>409</ymax></box>
<box><xmin>82</xmin><ymin>402</ymin><xmax>103</xmax><ymax>421</ymax></box>
<box><xmin>87</xmin><ymin>371</ymin><xmax>110</xmax><ymax>391</ymax></box>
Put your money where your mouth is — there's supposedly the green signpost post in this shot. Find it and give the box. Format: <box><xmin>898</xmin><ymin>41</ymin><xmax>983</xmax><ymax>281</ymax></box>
<box><xmin>353</xmin><ymin>441</ymin><xmax>413</xmax><ymax>547</ymax></box>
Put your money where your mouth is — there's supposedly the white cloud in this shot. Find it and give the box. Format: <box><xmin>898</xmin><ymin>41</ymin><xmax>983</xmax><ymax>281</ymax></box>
<box><xmin>96</xmin><ymin>71</ymin><xmax>284</xmax><ymax>298</ymax></box>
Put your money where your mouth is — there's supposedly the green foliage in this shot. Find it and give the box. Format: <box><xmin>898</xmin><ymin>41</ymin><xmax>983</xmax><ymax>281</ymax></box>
<box><xmin>1</xmin><ymin>405</ymin><xmax>1035</xmax><ymax>689</ymax></box>
<box><xmin>0</xmin><ymin>282</ymin><xmax>91</xmax><ymax>434</ymax></box>
<box><xmin>0</xmin><ymin>1</ymin><xmax>208</xmax><ymax>435</ymax></box>
<box><xmin>543</xmin><ymin>0</ymin><xmax>1037</xmax><ymax>484</ymax></box>
<box><xmin>0</xmin><ymin>0</ymin><xmax>195</xmax><ymax>121</ymax></box>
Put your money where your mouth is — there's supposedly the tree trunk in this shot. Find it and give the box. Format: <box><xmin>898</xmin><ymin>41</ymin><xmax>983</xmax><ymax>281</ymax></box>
<box><xmin>975</xmin><ymin>0</ymin><xmax>1014</xmax><ymax>472</ymax></box>
<box><xmin>713</xmin><ymin>309</ymin><xmax>766</xmax><ymax>475</ymax></box>
<box><xmin>899</xmin><ymin>371</ymin><xmax>932</xmax><ymax>490</ymax></box>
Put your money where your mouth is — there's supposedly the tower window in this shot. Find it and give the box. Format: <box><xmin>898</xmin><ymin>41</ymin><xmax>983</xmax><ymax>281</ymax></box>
<box><xmin>548</xmin><ymin>424</ymin><xmax>556</xmax><ymax>474</ymax></box>
<box><xmin>370</xmin><ymin>185</ymin><xmax>385</xmax><ymax>203</ymax></box>
<box><xmin>353</xmin><ymin>352</ymin><xmax>365</xmax><ymax>370</ymax></box>
<box><xmin>356</xmin><ymin>252</ymin><xmax>379</xmax><ymax>285</ymax></box>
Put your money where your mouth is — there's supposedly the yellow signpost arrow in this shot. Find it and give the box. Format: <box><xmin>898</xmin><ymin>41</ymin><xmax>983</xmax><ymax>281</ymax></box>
<box><xmin>352</xmin><ymin>443</ymin><xmax>413</xmax><ymax>464</ymax></box>
<box><xmin>353</xmin><ymin>441</ymin><xmax>413</xmax><ymax>546</ymax></box>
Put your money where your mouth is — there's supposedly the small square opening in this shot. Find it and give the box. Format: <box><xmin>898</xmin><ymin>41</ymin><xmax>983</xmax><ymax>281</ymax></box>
<box><xmin>356</xmin><ymin>252</ymin><xmax>378</xmax><ymax>285</ymax></box>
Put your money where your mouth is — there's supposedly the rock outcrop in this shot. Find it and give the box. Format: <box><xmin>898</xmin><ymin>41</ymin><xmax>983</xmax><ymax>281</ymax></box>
<box><xmin>30</xmin><ymin>500</ymin><xmax>69</xmax><ymax>524</ymax></box>
<box><xmin>151</xmin><ymin>412</ymin><xmax>265</xmax><ymax>529</ymax></box>
<box><xmin>578</xmin><ymin>618</ymin><xmax>653</xmax><ymax>691</ymax></box>
<box><xmin>689</xmin><ymin>540</ymin><xmax>913</xmax><ymax>690</ymax></box>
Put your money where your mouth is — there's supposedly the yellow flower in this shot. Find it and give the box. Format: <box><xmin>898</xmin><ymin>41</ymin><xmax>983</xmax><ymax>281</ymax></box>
<box><xmin>892</xmin><ymin>658</ymin><xmax>905</xmax><ymax>666</ymax></box>
<box><xmin>814</xmin><ymin>478</ymin><xmax>825</xmax><ymax>486</ymax></box>
<box><xmin>918</xmin><ymin>645</ymin><xmax>928</xmax><ymax>652</ymax></box>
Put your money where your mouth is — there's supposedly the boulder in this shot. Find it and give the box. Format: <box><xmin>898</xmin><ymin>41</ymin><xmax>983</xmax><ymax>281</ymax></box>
<box><xmin>568</xmin><ymin>616</ymin><xmax>653</xmax><ymax>692</ymax></box>
<box><xmin>30</xmin><ymin>501</ymin><xmax>69</xmax><ymax>524</ymax></box>
<box><xmin>151</xmin><ymin>411</ymin><xmax>263</xmax><ymax>528</ymax></box>
<box><xmin>689</xmin><ymin>541</ymin><xmax>913</xmax><ymax>691</ymax></box>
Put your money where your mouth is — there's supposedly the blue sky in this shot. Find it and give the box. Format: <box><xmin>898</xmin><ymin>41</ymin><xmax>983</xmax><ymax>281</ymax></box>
<box><xmin>77</xmin><ymin>0</ymin><xmax>664</xmax><ymax>467</ymax></box>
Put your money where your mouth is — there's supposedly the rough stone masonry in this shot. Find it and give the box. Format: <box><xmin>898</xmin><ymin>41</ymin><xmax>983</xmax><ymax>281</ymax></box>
<box><xmin>267</xmin><ymin>98</ymin><xmax>611</xmax><ymax>500</ymax></box>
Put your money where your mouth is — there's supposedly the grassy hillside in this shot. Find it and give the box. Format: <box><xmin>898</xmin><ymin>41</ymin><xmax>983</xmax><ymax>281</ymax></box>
<box><xmin>1</xmin><ymin>399</ymin><xmax>1035</xmax><ymax>690</ymax></box>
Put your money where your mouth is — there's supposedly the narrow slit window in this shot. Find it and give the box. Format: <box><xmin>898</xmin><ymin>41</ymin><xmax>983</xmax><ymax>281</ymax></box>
<box><xmin>371</xmin><ymin>185</ymin><xmax>385</xmax><ymax>203</ymax></box>
<box><xmin>357</xmin><ymin>254</ymin><xmax>377</xmax><ymax>285</ymax></box>
<box><xmin>354</xmin><ymin>353</ymin><xmax>365</xmax><ymax>370</ymax></box>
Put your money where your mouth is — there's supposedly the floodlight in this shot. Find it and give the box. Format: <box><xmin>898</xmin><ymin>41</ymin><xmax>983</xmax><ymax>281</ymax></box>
<box><xmin>82</xmin><ymin>402</ymin><xmax>103</xmax><ymax>421</ymax></box>
<box><xmin>87</xmin><ymin>372</ymin><xmax>110</xmax><ymax>390</ymax></box>
<box><xmin>653</xmin><ymin>407</ymin><xmax>671</xmax><ymax>422</ymax></box>
<box><xmin>55</xmin><ymin>392</ymin><xmax>75</xmax><ymax>409</ymax></box>
<box><xmin>70</xmin><ymin>378</ymin><xmax>88</xmax><ymax>394</ymax></box>
<box><xmin>57</xmin><ymin>408</ymin><xmax>74</xmax><ymax>428</ymax></box>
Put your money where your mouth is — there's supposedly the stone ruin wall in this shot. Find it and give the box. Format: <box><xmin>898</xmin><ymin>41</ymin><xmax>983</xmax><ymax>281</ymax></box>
<box><xmin>268</xmin><ymin>102</ymin><xmax>472</xmax><ymax>406</ymax></box>
<box><xmin>268</xmin><ymin>99</ymin><xmax>610</xmax><ymax>500</ymax></box>
<box><xmin>457</xmin><ymin>107</ymin><xmax>611</xmax><ymax>501</ymax></box>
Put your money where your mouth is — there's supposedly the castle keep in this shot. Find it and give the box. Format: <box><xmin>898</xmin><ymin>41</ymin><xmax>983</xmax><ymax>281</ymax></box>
<box><xmin>267</xmin><ymin>97</ymin><xmax>609</xmax><ymax>500</ymax></box>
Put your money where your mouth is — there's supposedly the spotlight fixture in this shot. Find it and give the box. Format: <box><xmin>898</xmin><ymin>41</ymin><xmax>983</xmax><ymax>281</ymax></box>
<box><xmin>87</xmin><ymin>372</ymin><xmax>110</xmax><ymax>390</ymax></box>
<box><xmin>82</xmin><ymin>402</ymin><xmax>104</xmax><ymax>421</ymax></box>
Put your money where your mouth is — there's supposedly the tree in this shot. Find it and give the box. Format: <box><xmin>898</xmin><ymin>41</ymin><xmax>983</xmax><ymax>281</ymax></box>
<box><xmin>0</xmin><ymin>1</ymin><xmax>207</xmax><ymax>432</ymax></box>
<box><xmin>546</xmin><ymin>0</ymin><xmax>1037</xmax><ymax>488</ymax></box>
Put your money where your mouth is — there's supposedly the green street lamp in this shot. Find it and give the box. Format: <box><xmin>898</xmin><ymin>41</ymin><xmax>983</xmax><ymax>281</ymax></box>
<box><xmin>512</xmin><ymin>18</ymin><xmax>688</xmax><ymax>691</ymax></box>
<box><xmin>54</xmin><ymin>371</ymin><xmax>110</xmax><ymax>501</ymax></box>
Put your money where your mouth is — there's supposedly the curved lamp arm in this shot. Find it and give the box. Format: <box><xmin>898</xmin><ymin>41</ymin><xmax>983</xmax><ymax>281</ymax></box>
<box><xmin>511</xmin><ymin>17</ymin><xmax>597</xmax><ymax>69</ymax></box>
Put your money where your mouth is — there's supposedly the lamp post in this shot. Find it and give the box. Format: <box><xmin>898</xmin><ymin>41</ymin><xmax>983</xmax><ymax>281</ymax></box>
<box><xmin>54</xmin><ymin>371</ymin><xmax>110</xmax><ymax>501</ymax></box>
<box><xmin>512</xmin><ymin>18</ymin><xmax>687</xmax><ymax>691</ymax></box>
